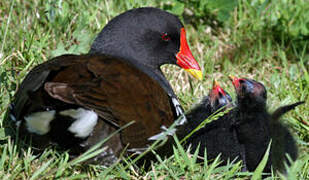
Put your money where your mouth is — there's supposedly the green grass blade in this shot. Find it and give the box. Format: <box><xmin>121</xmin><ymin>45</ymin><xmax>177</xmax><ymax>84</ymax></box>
<box><xmin>252</xmin><ymin>140</ymin><xmax>272</xmax><ymax>180</ymax></box>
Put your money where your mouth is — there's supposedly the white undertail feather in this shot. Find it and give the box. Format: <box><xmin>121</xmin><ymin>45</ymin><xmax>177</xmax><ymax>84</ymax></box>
<box><xmin>172</xmin><ymin>98</ymin><xmax>182</xmax><ymax>115</ymax></box>
<box><xmin>171</xmin><ymin>98</ymin><xmax>187</xmax><ymax>125</ymax></box>
<box><xmin>25</xmin><ymin>110</ymin><xmax>56</xmax><ymax>135</ymax></box>
<box><xmin>60</xmin><ymin>108</ymin><xmax>98</xmax><ymax>138</ymax></box>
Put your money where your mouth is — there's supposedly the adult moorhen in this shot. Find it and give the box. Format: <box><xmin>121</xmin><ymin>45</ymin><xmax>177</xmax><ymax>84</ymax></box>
<box><xmin>8</xmin><ymin>7</ymin><xmax>202</xmax><ymax>166</ymax></box>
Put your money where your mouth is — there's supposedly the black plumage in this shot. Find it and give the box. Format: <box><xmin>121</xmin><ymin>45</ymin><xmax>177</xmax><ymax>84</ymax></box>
<box><xmin>229</xmin><ymin>76</ymin><xmax>303</xmax><ymax>173</ymax></box>
<box><xmin>184</xmin><ymin>81</ymin><xmax>244</xmax><ymax>164</ymax></box>
<box><xmin>139</xmin><ymin>81</ymin><xmax>245</xmax><ymax>167</ymax></box>
<box><xmin>269</xmin><ymin>101</ymin><xmax>304</xmax><ymax>172</ymax></box>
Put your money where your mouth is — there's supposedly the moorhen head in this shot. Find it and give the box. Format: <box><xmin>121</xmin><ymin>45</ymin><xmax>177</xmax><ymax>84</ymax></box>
<box><xmin>209</xmin><ymin>80</ymin><xmax>233</xmax><ymax>111</ymax></box>
<box><xmin>229</xmin><ymin>75</ymin><xmax>267</xmax><ymax>111</ymax></box>
<box><xmin>185</xmin><ymin>80</ymin><xmax>233</xmax><ymax>128</ymax></box>
<box><xmin>90</xmin><ymin>7</ymin><xmax>202</xmax><ymax>110</ymax></box>
<box><xmin>7</xmin><ymin>7</ymin><xmax>202</xmax><ymax>166</ymax></box>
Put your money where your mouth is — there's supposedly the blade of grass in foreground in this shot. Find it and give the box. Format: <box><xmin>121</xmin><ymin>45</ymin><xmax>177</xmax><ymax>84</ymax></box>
<box><xmin>40</xmin><ymin>121</ymin><xmax>135</xmax><ymax>179</ymax></box>
<box><xmin>181</xmin><ymin>106</ymin><xmax>233</xmax><ymax>143</ymax></box>
<box><xmin>251</xmin><ymin>140</ymin><xmax>272</xmax><ymax>180</ymax></box>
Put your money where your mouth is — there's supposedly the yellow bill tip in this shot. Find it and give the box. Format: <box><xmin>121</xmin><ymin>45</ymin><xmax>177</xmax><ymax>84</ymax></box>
<box><xmin>185</xmin><ymin>69</ymin><xmax>203</xmax><ymax>81</ymax></box>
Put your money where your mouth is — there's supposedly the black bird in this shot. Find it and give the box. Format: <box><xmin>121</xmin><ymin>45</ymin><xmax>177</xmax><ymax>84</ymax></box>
<box><xmin>229</xmin><ymin>76</ymin><xmax>303</xmax><ymax>173</ymax></box>
<box><xmin>140</xmin><ymin>81</ymin><xmax>245</xmax><ymax>167</ymax></box>
<box><xmin>185</xmin><ymin>81</ymin><xmax>245</xmax><ymax>164</ymax></box>
<box><xmin>229</xmin><ymin>76</ymin><xmax>272</xmax><ymax>172</ymax></box>
<box><xmin>269</xmin><ymin>101</ymin><xmax>303</xmax><ymax>173</ymax></box>
<box><xmin>7</xmin><ymin>7</ymin><xmax>202</xmax><ymax>166</ymax></box>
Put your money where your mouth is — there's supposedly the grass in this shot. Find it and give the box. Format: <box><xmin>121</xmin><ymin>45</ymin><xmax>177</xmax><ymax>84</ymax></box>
<box><xmin>0</xmin><ymin>0</ymin><xmax>308</xmax><ymax>179</ymax></box>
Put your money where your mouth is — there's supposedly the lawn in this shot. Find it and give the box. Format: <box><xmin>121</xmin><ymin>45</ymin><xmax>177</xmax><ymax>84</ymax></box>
<box><xmin>0</xmin><ymin>0</ymin><xmax>308</xmax><ymax>179</ymax></box>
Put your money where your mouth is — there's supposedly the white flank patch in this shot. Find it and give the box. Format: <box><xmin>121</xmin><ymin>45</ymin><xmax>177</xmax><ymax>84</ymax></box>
<box><xmin>25</xmin><ymin>110</ymin><xmax>56</xmax><ymax>135</ymax></box>
<box><xmin>171</xmin><ymin>98</ymin><xmax>187</xmax><ymax>125</ymax></box>
<box><xmin>172</xmin><ymin>98</ymin><xmax>184</xmax><ymax>115</ymax></box>
<box><xmin>60</xmin><ymin>108</ymin><xmax>98</xmax><ymax>138</ymax></box>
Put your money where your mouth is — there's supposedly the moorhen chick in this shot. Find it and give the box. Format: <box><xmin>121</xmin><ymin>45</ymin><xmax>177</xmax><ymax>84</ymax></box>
<box><xmin>229</xmin><ymin>76</ymin><xmax>303</xmax><ymax>173</ymax></box>
<box><xmin>140</xmin><ymin>81</ymin><xmax>245</xmax><ymax>167</ymax></box>
<box><xmin>184</xmin><ymin>81</ymin><xmax>245</xmax><ymax>164</ymax></box>
<box><xmin>7</xmin><ymin>7</ymin><xmax>202</xmax><ymax>166</ymax></box>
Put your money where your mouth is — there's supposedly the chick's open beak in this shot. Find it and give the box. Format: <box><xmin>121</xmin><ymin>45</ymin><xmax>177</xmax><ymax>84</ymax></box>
<box><xmin>212</xmin><ymin>80</ymin><xmax>226</xmax><ymax>96</ymax></box>
<box><xmin>229</xmin><ymin>75</ymin><xmax>240</xmax><ymax>88</ymax></box>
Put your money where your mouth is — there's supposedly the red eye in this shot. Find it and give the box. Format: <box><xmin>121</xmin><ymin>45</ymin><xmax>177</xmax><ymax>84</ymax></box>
<box><xmin>161</xmin><ymin>32</ymin><xmax>171</xmax><ymax>41</ymax></box>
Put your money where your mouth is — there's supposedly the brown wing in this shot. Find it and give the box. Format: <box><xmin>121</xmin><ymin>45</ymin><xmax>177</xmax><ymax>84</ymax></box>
<box><xmin>42</xmin><ymin>55</ymin><xmax>174</xmax><ymax>148</ymax></box>
<box><xmin>12</xmin><ymin>55</ymin><xmax>88</xmax><ymax>120</ymax></box>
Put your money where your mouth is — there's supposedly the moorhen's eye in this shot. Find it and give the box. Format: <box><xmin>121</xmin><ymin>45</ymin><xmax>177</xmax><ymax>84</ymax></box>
<box><xmin>161</xmin><ymin>32</ymin><xmax>171</xmax><ymax>42</ymax></box>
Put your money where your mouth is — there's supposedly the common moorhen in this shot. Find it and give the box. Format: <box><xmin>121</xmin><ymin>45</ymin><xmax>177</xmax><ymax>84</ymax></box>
<box><xmin>229</xmin><ymin>76</ymin><xmax>303</xmax><ymax>173</ymax></box>
<box><xmin>8</xmin><ymin>7</ymin><xmax>202</xmax><ymax>166</ymax></box>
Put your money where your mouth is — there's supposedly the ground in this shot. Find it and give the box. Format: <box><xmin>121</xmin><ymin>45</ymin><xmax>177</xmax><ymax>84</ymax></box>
<box><xmin>0</xmin><ymin>0</ymin><xmax>308</xmax><ymax>179</ymax></box>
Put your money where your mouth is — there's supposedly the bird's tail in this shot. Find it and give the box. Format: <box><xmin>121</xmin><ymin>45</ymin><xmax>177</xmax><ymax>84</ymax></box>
<box><xmin>271</xmin><ymin>101</ymin><xmax>305</xmax><ymax>121</ymax></box>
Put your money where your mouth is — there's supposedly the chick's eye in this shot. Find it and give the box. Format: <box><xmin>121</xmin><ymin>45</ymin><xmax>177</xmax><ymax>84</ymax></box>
<box><xmin>161</xmin><ymin>32</ymin><xmax>171</xmax><ymax>41</ymax></box>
